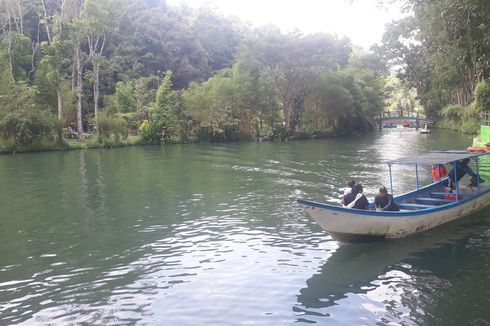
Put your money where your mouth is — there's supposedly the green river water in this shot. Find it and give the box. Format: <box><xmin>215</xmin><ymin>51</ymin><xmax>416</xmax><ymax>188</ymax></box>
<box><xmin>1</xmin><ymin>128</ymin><xmax>490</xmax><ymax>325</ymax></box>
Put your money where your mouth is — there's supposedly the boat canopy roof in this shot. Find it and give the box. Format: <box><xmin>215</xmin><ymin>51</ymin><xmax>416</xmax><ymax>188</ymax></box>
<box><xmin>386</xmin><ymin>151</ymin><xmax>489</xmax><ymax>165</ymax></box>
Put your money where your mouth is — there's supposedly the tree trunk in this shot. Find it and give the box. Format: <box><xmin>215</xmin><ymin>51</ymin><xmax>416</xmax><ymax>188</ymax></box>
<box><xmin>57</xmin><ymin>86</ymin><xmax>63</xmax><ymax>120</ymax></box>
<box><xmin>75</xmin><ymin>34</ymin><xmax>84</xmax><ymax>141</ymax></box>
<box><xmin>283</xmin><ymin>104</ymin><xmax>293</xmax><ymax>131</ymax></box>
<box><xmin>93</xmin><ymin>63</ymin><xmax>99</xmax><ymax>121</ymax></box>
<box><xmin>90</xmin><ymin>34</ymin><xmax>105</xmax><ymax>138</ymax></box>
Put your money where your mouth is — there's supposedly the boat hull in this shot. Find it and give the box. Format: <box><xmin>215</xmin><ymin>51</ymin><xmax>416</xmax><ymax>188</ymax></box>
<box><xmin>298</xmin><ymin>190</ymin><xmax>490</xmax><ymax>240</ymax></box>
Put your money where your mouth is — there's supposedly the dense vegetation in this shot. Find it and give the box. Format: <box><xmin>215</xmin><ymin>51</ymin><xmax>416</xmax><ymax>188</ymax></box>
<box><xmin>0</xmin><ymin>0</ymin><xmax>387</xmax><ymax>152</ymax></box>
<box><xmin>378</xmin><ymin>0</ymin><xmax>490</xmax><ymax>134</ymax></box>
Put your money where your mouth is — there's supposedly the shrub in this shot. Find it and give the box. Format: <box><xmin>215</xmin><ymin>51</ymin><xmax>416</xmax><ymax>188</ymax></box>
<box><xmin>195</xmin><ymin>123</ymin><xmax>224</xmax><ymax>142</ymax></box>
<box><xmin>438</xmin><ymin>103</ymin><xmax>479</xmax><ymax>134</ymax></box>
<box><xmin>268</xmin><ymin>123</ymin><xmax>290</xmax><ymax>141</ymax></box>
<box><xmin>138</xmin><ymin>118</ymin><xmax>167</xmax><ymax>144</ymax></box>
<box><xmin>0</xmin><ymin>109</ymin><xmax>60</xmax><ymax>146</ymax></box>
<box><xmin>222</xmin><ymin>120</ymin><xmax>242</xmax><ymax>141</ymax></box>
<box><xmin>95</xmin><ymin>112</ymin><xmax>127</xmax><ymax>143</ymax></box>
<box><xmin>475</xmin><ymin>80</ymin><xmax>490</xmax><ymax>111</ymax></box>
<box><xmin>440</xmin><ymin>104</ymin><xmax>463</xmax><ymax>121</ymax></box>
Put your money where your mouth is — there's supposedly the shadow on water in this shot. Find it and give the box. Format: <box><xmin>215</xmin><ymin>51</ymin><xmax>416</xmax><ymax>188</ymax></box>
<box><xmin>295</xmin><ymin>207</ymin><xmax>490</xmax><ymax>325</ymax></box>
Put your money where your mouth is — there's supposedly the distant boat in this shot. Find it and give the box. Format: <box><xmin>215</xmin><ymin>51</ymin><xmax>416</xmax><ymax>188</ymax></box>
<box><xmin>420</xmin><ymin>124</ymin><xmax>430</xmax><ymax>134</ymax></box>
<box><xmin>383</xmin><ymin>123</ymin><xmax>396</xmax><ymax>128</ymax></box>
<box><xmin>297</xmin><ymin>151</ymin><xmax>489</xmax><ymax>241</ymax></box>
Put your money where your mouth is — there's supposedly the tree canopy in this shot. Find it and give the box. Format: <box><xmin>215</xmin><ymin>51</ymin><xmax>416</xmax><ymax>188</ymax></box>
<box><xmin>378</xmin><ymin>0</ymin><xmax>490</xmax><ymax>129</ymax></box>
<box><xmin>0</xmin><ymin>0</ymin><xmax>387</xmax><ymax>151</ymax></box>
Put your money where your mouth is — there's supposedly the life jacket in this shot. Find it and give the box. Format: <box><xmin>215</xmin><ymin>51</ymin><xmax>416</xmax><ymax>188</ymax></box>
<box><xmin>431</xmin><ymin>164</ymin><xmax>447</xmax><ymax>181</ymax></box>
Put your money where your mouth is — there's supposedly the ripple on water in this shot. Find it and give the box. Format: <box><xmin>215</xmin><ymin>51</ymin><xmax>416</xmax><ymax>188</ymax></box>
<box><xmin>1</xmin><ymin>132</ymin><xmax>489</xmax><ymax>325</ymax></box>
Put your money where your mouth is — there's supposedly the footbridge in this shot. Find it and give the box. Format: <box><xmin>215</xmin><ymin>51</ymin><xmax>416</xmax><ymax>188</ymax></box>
<box><xmin>374</xmin><ymin>113</ymin><xmax>435</xmax><ymax>130</ymax></box>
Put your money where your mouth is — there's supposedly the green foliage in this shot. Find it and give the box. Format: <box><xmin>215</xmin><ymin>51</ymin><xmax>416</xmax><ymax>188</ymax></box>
<box><xmin>115</xmin><ymin>81</ymin><xmax>135</xmax><ymax>113</ymax></box>
<box><xmin>438</xmin><ymin>104</ymin><xmax>479</xmax><ymax>134</ymax></box>
<box><xmin>0</xmin><ymin>33</ymin><xmax>32</xmax><ymax>81</ymax></box>
<box><xmin>0</xmin><ymin>0</ymin><xmax>390</xmax><ymax>150</ymax></box>
<box><xmin>268</xmin><ymin>123</ymin><xmax>290</xmax><ymax>141</ymax></box>
<box><xmin>0</xmin><ymin>82</ymin><xmax>61</xmax><ymax>151</ymax></box>
<box><xmin>138</xmin><ymin>118</ymin><xmax>167</xmax><ymax>144</ymax></box>
<box><xmin>195</xmin><ymin>123</ymin><xmax>224</xmax><ymax>142</ymax></box>
<box><xmin>95</xmin><ymin>112</ymin><xmax>127</xmax><ymax>142</ymax></box>
<box><xmin>0</xmin><ymin>109</ymin><xmax>60</xmax><ymax>146</ymax></box>
<box><xmin>380</xmin><ymin>0</ymin><xmax>490</xmax><ymax>121</ymax></box>
<box><xmin>475</xmin><ymin>81</ymin><xmax>490</xmax><ymax>111</ymax></box>
<box><xmin>461</xmin><ymin>104</ymin><xmax>480</xmax><ymax>134</ymax></box>
<box><xmin>156</xmin><ymin>70</ymin><xmax>174</xmax><ymax>111</ymax></box>
<box><xmin>441</xmin><ymin>104</ymin><xmax>463</xmax><ymax>121</ymax></box>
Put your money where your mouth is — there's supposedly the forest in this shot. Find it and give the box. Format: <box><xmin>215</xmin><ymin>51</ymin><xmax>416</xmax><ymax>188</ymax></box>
<box><xmin>0</xmin><ymin>0</ymin><xmax>386</xmax><ymax>152</ymax></box>
<box><xmin>379</xmin><ymin>0</ymin><xmax>490</xmax><ymax>134</ymax></box>
<box><xmin>0</xmin><ymin>0</ymin><xmax>489</xmax><ymax>153</ymax></box>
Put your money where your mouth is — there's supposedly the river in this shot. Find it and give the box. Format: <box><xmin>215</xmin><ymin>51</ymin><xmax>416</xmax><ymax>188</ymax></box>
<box><xmin>1</xmin><ymin>128</ymin><xmax>490</xmax><ymax>325</ymax></box>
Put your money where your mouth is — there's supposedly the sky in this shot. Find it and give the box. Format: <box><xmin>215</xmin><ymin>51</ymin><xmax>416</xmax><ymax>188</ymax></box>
<box><xmin>166</xmin><ymin>0</ymin><xmax>407</xmax><ymax>49</ymax></box>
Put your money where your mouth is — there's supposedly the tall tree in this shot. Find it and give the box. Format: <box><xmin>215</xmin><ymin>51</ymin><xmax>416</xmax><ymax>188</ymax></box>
<box><xmin>245</xmin><ymin>28</ymin><xmax>351</xmax><ymax>131</ymax></box>
<box><xmin>81</xmin><ymin>0</ymin><xmax>118</xmax><ymax>125</ymax></box>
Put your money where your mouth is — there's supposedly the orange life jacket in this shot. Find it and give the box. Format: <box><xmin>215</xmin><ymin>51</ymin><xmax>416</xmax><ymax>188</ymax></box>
<box><xmin>431</xmin><ymin>164</ymin><xmax>447</xmax><ymax>181</ymax></box>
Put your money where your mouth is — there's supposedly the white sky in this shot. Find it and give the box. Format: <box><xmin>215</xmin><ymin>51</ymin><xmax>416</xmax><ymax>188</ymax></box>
<box><xmin>167</xmin><ymin>0</ymin><xmax>407</xmax><ymax>49</ymax></box>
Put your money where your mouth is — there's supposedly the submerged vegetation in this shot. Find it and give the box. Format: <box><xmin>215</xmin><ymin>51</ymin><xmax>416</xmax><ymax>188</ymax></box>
<box><xmin>0</xmin><ymin>0</ymin><xmax>387</xmax><ymax>153</ymax></box>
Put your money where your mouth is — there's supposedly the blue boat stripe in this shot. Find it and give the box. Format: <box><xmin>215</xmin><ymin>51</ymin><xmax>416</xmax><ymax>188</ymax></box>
<box><xmin>297</xmin><ymin>188</ymin><xmax>490</xmax><ymax>217</ymax></box>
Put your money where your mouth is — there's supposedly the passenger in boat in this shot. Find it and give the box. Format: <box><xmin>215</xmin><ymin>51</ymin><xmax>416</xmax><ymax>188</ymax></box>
<box><xmin>341</xmin><ymin>189</ymin><xmax>356</xmax><ymax>206</ymax></box>
<box><xmin>374</xmin><ymin>186</ymin><xmax>399</xmax><ymax>211</ymax></box>
<box><xmin>448</xmin><ymin>158</ymin><xmax>485</xmax><ymax>191</ymax></box>
<box><xmin>347</xmin><ymin>184</ymin><xmax>369</xmax><ymax>210</ymax></box>
<box><xmin>343</xmin><ymin>180</ymin><xmax>356</xmax><ymax>196</ymax></box>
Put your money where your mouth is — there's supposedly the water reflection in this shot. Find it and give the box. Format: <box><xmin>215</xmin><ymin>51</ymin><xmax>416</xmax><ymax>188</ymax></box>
<box><xmin>1</xmin><ymin>129</ymin><xmax>489</xmax><ymax>325</ymax></box>
<box><xmin>296</xmin><ymin>209</ymin><xmax>490</xmax><ymax>325</ymax></box>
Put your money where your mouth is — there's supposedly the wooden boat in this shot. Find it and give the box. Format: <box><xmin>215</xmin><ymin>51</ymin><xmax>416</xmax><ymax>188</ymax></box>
<box><xmin>297</xmin><ymin>151</ymin><xmax>490</xmax><ymax>241</ymax></box>
<box><xmin>420</xmin><ymin>124</ymin><xmax>430</xmax><ymax>134</ymax></box>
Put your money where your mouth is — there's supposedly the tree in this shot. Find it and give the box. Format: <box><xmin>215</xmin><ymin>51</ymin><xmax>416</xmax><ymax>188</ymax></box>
<box><xmin>81</xmin><ymin>0</ymin><xmax>119</xmax><ymax>125</ymax></box>
<box><xmin>379</xmin><ymin>0</ymin><xmax>490</xmax><ymax>118</ymax></box>
<box><xmin>245</xmin><ymin>28</ymin><xmax>352</xmax><ymax>131</ymax></box>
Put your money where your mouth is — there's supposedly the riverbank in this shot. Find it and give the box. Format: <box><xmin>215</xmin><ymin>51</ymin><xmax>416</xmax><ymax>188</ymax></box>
<box><xmin>0</xmin><ymin>130</ymin><xmax>346</xmax><ymax>155</ymax></box>
<box><xmin>2</xmin><ymin>124</ymin><xmax>471</xmax><ymax>155</ymax></box>
<box><xmin>0</xmin><ymin>136</ymin><xmax>141</xmax><ymax>155</ymax></box>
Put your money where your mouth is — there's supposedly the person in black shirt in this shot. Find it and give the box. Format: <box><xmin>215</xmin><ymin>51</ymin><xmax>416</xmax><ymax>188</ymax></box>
<box><xmin>343</xmin><ymin>180</ymin><xmax>356</xmax><ymax>195</ymax></box>
<box><xmin>349</xmin><ymin>183</ymin><xmax>369</xmax><ymax>210</ymax></box>
<box><xmin>341</xmin><ymin>180</ymin><xmax>357</xmax><ymax>206</ymax></box>
<box><xmin>374</xmin><ymin>186</ymin><xmax>399</xmax><ymax>211</ymax></box>
<box><xmin>342</xmin><ymin>192</ymin><xmax>355</xmax><ymax>206</ymax></box>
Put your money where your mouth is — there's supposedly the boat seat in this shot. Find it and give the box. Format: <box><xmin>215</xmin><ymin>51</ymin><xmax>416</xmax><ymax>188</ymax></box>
<box><xmin>431</xmin><ymin>191</ymin><xmax>460</xmax><ymax>196</ymax></box>
<box><xmin>398</xmin><ymin>203</ymin><xmax>435</xmax><ymax>209</ymax></box>
<box><xmin>415</xmin><ymin>197</ymin><xmax>453</xmax><ymax>203</ymax></box>
<box><xmin>430</xmin><ymin>192</ymin><xmax>464</xmax><ymax>200</ymax></box>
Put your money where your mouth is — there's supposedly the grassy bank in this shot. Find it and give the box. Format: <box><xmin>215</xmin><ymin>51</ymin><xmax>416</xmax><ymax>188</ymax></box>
<box><xmin>0</xmin><ymin>135</ymin><xmax>141</xmax><ymax>155</ymax></box>
<box><xmin>0</xmin><ymin>130</ymin><xmax>344</xmax><ymax>155</ymax></box>
<box><xmin>435</xmin><ymin>104</ymin><xmax>480</xmax><ymax>135</ymax></box>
